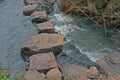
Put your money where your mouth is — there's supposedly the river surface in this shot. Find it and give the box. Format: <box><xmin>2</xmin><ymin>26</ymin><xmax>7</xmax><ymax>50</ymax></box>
<box><xmin>49</xmin><ymin>13</ymin><xmax>120</xmax><ymax>67</ymax></box>
<box><xmin>0</xmin><ymin>0</ymin><xmax>37</xmax><ymax>77</ymax></box>
<box><xmin>0</xmin><ymin>0</ymin><xmax>120</xmax><ymax>77</ymax></box>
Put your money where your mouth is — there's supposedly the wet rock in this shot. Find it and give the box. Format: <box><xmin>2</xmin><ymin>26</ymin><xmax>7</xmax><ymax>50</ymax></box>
<box><xmin>96</xmin><ymin>51</ymin><xmax>120</xmax><ymax>80</ymax></box>
<box><xmin>58</xmin><ymin>63</ymin><xmax>88</xmax><ymax>80</ymax></box>
<box><xmin>22</xmin><ymin>33</ymin><xmax>64</xmax><ymax>56</ymax></box>
<box><xmin>23</xmin><ymin>4</ymin><xmax>42</xmax><ymax>15</ymax></box>
<box><xmin>87</xmin><ymin>66</ymin><xmax>99</xmax><ymax>79</ymax></box>
<box><xmin>37</xmin><ymin>21</ymin><xmax>54</xmax><ymax>33</ymax></box>
<box><xmin>24</xmin><ymin>70</ymin><xmax>45</xmax><ymax>80</ymax></box>
<box><xmin>46</xmin><ymin>68</ymin><xmax>62</xmax><ymax>80</ymax></box>
<box><xmin>31</xmin><ymin>11</ymin><xmax>48</xmax><ymax>23</ymax></box>
<box><xmin>29</xmin><ymin>52</ymin><xmax>58</xmax><ymax>71</ymax></box>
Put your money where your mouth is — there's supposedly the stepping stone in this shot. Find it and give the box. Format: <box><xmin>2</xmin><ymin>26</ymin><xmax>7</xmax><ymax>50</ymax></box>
<box><xmin>23</xmin><ymin>4</ymin><xmax>42</xmax><ymax>15</ymax></box>
<box><xmin>31</xmin><ymin>11</ymin><xmax>48</xmax><ymax>23</ymax></box>
<box><xmin>24</xmin><ymin>0</ymin><xmax>43</xmax><ymax>5</ymax></box>
<box><xmin>37</xmin><ymin>21</ymin><xmax>54</xmax><ymax>33</ymax></box>
<box><xmin>29</xmin><ymin>52</ymin><xmax>58</xmax><ymax>71</ymax></box>
<box><xmin>25</xmin><ymin>70</ymin><xmax>45</xmax><ymax>80</ymax></box>
<box><xmin>46</xmin><ymin>68</ymin><xmax>62</xmax><ymax>80</ymax></box>
<box><xmin>22</xmin><ymin>33</ymin><xmax>64</xmax><ymax>56</ymax></box>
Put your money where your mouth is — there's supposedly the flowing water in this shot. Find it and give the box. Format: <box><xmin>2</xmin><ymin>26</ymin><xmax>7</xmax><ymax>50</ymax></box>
<box><xmin>49</xmin><ymin>12</ymin><xmax>120</xmax><ymax>67</ymax></box>
<box><xmin>0</xmin><ymin>0</ymin><xmax>120</xmax><ymax>77</ymax></box>
<box><xmin>0</xmin><ymin>0</ymin><xmax>37</xmax><ymax>77</ymax></box>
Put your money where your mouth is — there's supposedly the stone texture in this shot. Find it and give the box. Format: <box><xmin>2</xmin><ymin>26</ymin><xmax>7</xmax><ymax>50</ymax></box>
<box><xmin>22</xmin><ymin>33</ymin><xmax>64</xmax><ymax>56</ymax></box>
<box><xmin>24</xmin><ymin>0</ymin><xmax>55</xmax><ymax>5</ymax></box>
<box><xmin>96</xmin><ymin>51</ymin><xmax>120</xmax><ymax>80</ymax></box>
<box><xmin>29</xmin><ymin>52</ymin><xmax>58</xmax><ymax>71</ymax></box>
<box><xmin>87</xmin><ymin>66</ymin><xmax>99</xmax><ymax>79</ymax></box>
<box><xmin>24</xmin><ymin>70</ymin><xmax>45</xmax><ymax>80</ymax></box>
<box><xmin>107</xmin><ymin>72</ymin><xmax>120</xmax><ymax>80</ymax></box>
<box><xmin>24</xmin><ymin>0</ymin><xmax>44</xmax><ymax>5</ymax></box>
<box><xmin>79</xmin><ymin>75</ymin><xmax>91</xmax><ymax>80</ymax></box>
<box><xmin>16</xmin><ymin>70</ymin><xmax>26</xmax><ymax>78</ymax></box>
<box><xmin>23</xmin><ymin>4</ymin><xmax>42</xmax><ymax>15</ymax></box>
<box><xmin>37</xmin><ymin>21</ymin><xmax>54</xmax><ymax>33</ymax></box>
<box><xmin>31</xmin><ymin>11</ymin><xmax>48</xmax><ymax>23</ymax></box>
<box><xmin>58</xmin><ymin>63</ymin><xmax>88</xmax><ymax>80</ymax></box>
<box><xmin>46</xmin><ymin>68</ymin><xmax>62</xmax><ymax>80</ymax></box>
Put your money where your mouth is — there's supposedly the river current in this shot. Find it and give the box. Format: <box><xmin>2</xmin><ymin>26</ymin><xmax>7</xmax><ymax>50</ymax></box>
<box><xmin>0</xmin><ymin>0</ymin><xmax>120</xmax><ymax>77</ymax></box>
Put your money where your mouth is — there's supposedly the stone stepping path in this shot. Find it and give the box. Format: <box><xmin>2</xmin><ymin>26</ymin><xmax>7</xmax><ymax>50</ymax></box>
<box><xmin>22</xmin><ymin>0</ymin><xmax>64</xmax><ymax>80</ymax></box>
<box><xmin>20</xmin><ymin>0</ymin><xmax>105</xmax><ymax>80</ymax></box>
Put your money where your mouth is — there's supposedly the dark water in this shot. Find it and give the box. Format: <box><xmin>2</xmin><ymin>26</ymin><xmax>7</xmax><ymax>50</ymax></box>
<box><xmin>0</xmin><ymin>0</ymin><xmax>37</xmax><ymax>77</ymax></box>
<box><xmin>49</xmin><ymin>13</ymin><xmax>120</xmax><ymax>67</ymax></box>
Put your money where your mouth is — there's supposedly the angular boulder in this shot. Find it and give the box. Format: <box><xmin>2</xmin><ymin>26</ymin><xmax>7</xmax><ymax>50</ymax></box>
<box><xmin>24</xmin><ymin>70</ymin><xmax>45</xmax><ymax>80</ymax></box>
<box><xmin>22</xmin><ymin>33</ymin><xmax>64</xmax><ymax>56</ymax></box>
<box><xmin>31</xmin><ymin>11</ymin><xmax>48</xmax><ymax>23</ymax></box>
<box><xmin>96</xmin><ymin>51</ymin><xmax>120</xmax><ymax>80</ymax></box>
<box><xmin>29</xmin><ymin>52</ymin><xmax>58</xmax><ymax>71</ymax></box>
<box><xmin>46</xmin><ymin>68</ymin><xmax>62</xmax><ymax>80</ymax></box>
<box><xmin>23</xmin><ymin>4</ymin><xmax>42</xmax><ymax>15</ymax></box>
<box><xmin>58</xmin><ymin>63</ymin><xmax>88</xmax><ymax>80</ymax></box>
<box><xmin>37</xmin><ymin>21</ymin><xmax>54</xmax><ymax>33</ymax></box>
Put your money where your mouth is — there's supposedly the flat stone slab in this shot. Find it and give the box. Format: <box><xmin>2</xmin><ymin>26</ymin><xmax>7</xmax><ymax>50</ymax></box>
<box><xmin>23</xmin><ymin>4</ymin><xmax>42</xmax><ymax>15</ymax></box>
<box><xmin>37</xmin><ymin>21</ymin><xmax>54</xmax><ymax>33</ymax></box>
<box><xmin>22</xmin><ymin>33</ymin><xmax>64</xmax><ymax>56</ymax></box>
<box><xmin>29</xmin><ymin>52</ymin><xmax>58</xmax><ymax>71</ymax></box>
<box><xmin>25</xmin><ymin>70</ymin><xmax>45</xmax><ymax>80</ymax></box>
<box><xmin>24</xmin><ymin>0</ymin><xmax>43</xmax><ymax>5</ymax></box>
<box><xmin>31</xmin><ymin>11</ymin><xmax>48</xmax><ymax>23</ymax></box>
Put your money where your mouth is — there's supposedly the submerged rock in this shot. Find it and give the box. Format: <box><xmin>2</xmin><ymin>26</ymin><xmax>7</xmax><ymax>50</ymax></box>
<box><xmin>31</xmin><ymin>11</ymin><xmax>48</xmax><ymax>23</ymax></box>
<box><xmin>37</xmin><ymin>21</ymin><xmax>54</xmax><ymax>33</ymax></box>
<box><xmin>96</xmin><ymin>51</ymin><xmax>120</xmax><ymax>80</ymax></box>
<box><xmin>23</xmin><ymin>4</ymin><xmax>42</xmax><ymax>15</ymax></box>
<box><xmin>29</xmin><ymin>52</ymin><xmax>58</xmax><ymax>71</ymax></box>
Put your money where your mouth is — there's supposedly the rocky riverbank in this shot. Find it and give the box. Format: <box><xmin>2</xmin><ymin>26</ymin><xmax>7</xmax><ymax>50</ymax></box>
<box><xmin>18</xmin><ymin>0</ymin><xmax>120</xmax><ymax>80</ymax></box>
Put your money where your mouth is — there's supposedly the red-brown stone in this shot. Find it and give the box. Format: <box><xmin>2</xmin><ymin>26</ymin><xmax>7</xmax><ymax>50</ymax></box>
<box><xmin>29</xmin><ymin>52</ymin><xmax>58</xmax><ymax>71</ymax></box>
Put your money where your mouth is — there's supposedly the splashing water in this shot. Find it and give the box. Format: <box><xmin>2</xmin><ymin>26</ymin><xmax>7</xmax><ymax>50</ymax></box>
<box><xmin>49</xmin><ymin>13</ymin><xmax>120</xmax><ymax>63</ymax></box>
